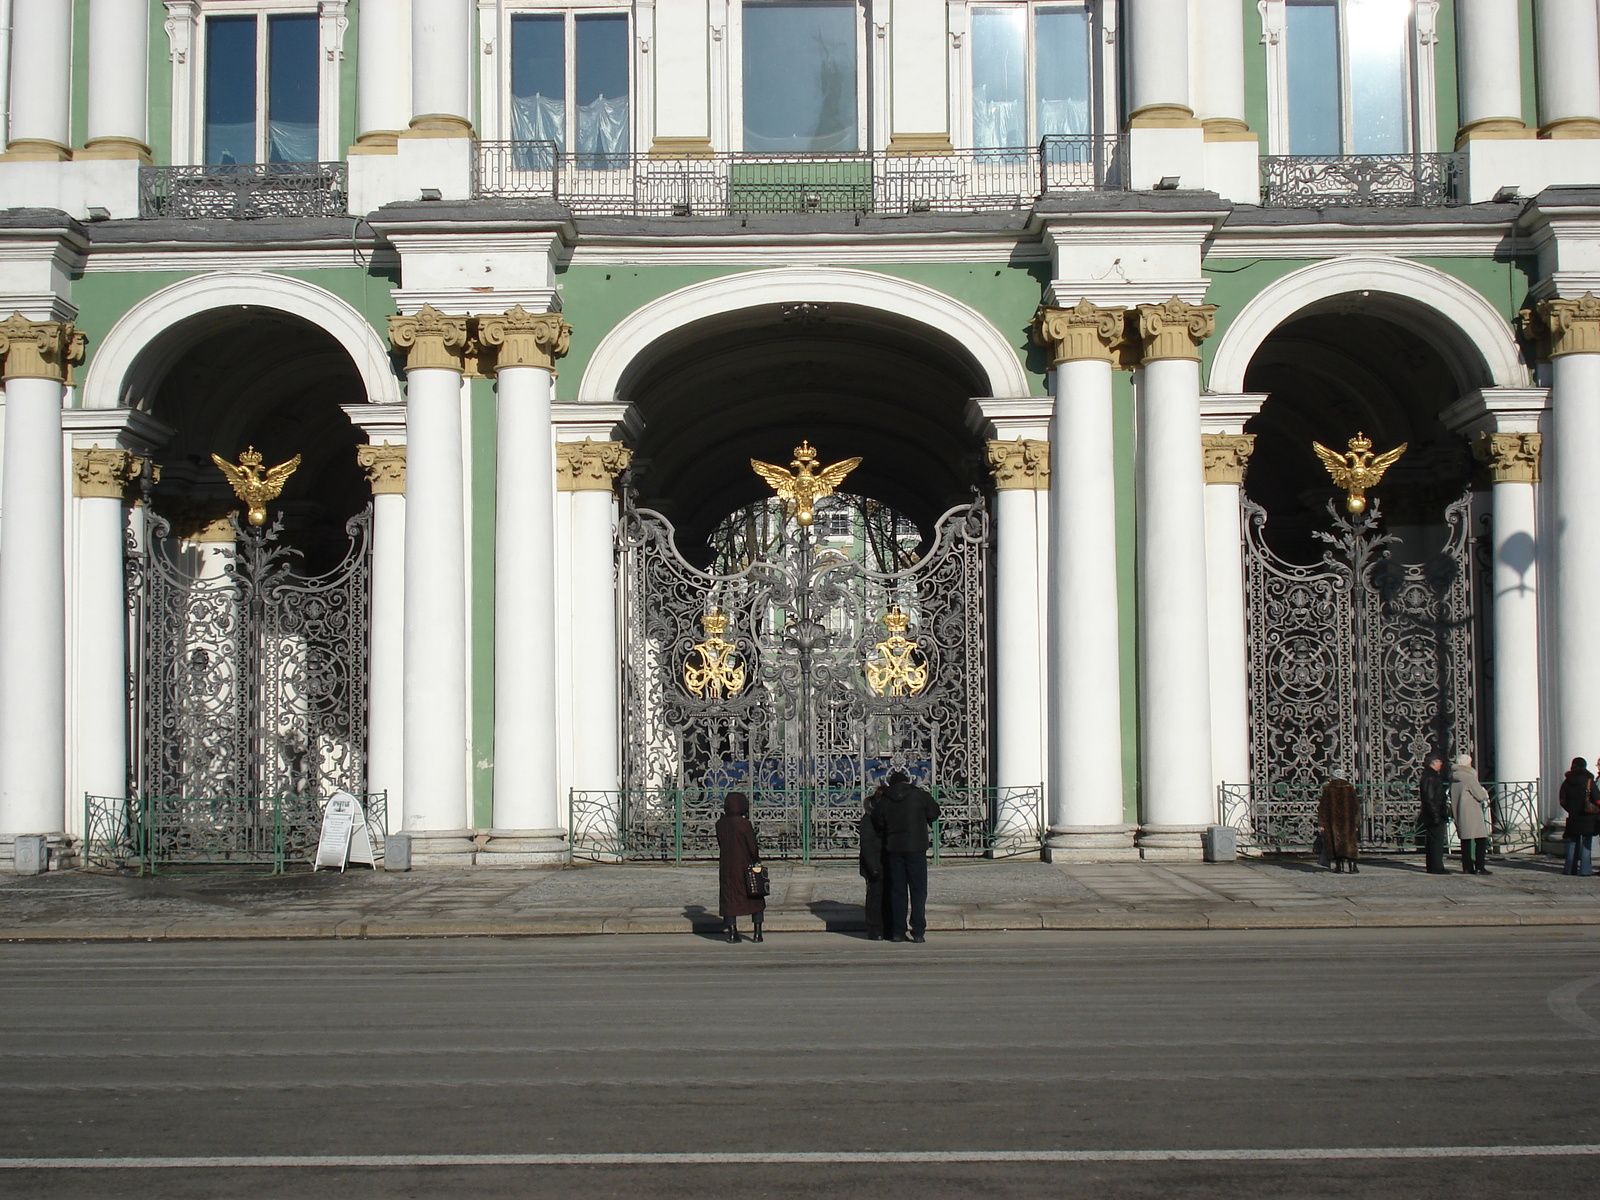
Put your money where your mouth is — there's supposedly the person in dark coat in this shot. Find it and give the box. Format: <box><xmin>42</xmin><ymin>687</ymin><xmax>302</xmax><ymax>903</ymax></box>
<box><xmin>715</xmin><ymin>792</ymin><xmax>765</xmax><ymax>942</ymax></box>
<box><xmin>875</xmin><ymin>772</ymin><xmax>940</xmax><ymax>942</ymax></box>
<box><xmin>858</xmin><ymin>784</ymin><xmax>891</xmax><ymax>940</ymax></box>
<box><xmin>1418</xmin><ymin>756</ymin><xmax>1451</xmax><ymax>874</ymax></box>
<box><xmin>1316</xmin><ymin>778</ymin><xmax>1360</xmax><ymax>873</ymax></box>
<box><xmin>1559</xmin><ymin>757</ymin><xmax>1597</xmax><ymax>877</ymax></box>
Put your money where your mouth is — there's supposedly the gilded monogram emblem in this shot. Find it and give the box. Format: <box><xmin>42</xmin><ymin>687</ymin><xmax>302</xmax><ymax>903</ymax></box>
<box><xmin>683</xmin><ymin>611</ymin><xmax>746</xmax><ymax>698</ymax></box>
<box><xmin>865</xmin><ymin>605</ymin><xmax>929</xmax><ymax>697</ymax></box>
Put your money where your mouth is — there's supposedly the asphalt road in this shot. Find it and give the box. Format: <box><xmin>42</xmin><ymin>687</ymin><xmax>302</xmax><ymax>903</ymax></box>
<box><xmin>2</xmin><ymin>928</ymin><xmax>1598</xmax><ymax>1198</ymax></box>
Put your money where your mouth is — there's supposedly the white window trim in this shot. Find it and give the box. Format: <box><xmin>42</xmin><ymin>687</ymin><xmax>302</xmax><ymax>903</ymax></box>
<box><xmin>476</xmin><ymin>0</ymin><xmax>640</xmax><ymax>150</ymax></box>
<box><xmin>163</xmin><ymin>0</ymin><xmax>347</xmax><ymax>167</ymax></box>
<box><xmin>727</xmin><ymin>0</ymin><xmax>870</xmax><ymax>153</ymax></box>
<box><xmin>947</xmin><ymin>0</ymin><xmax>1117</xmax><ymax>150</ymax></box>
<box><xmin>1258</xmin><ymin>0</ymin><xmax>1437</xmax><ymax>156</ymax></box>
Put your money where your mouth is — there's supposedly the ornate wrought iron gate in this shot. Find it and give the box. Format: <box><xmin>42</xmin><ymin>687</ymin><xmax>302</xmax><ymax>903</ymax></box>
<box><xmin>608</xmin><ymin>491</ymin><xmax>992</xmax><ymax>857</ymax></box>
<box><xmin>128</xmin><ymin>508</ymin><xmax>372</xmax><ymax>802</ymax></box>
<box><xmin>1241</xmin><ymin>494</ymin><xmax>1478</xmax><ymax>796</ymax></box>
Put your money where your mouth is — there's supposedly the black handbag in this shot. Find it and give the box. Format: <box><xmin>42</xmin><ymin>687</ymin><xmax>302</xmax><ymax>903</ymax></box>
<box><xmin>745</xmin><ymin>863</ymin><xmax>771</xmax><ymax>898</ymax></box>
<box><xmin>1312</xmin><ymin>830</ymin><xmax>1331</xmax><ymax>868</ymax></box>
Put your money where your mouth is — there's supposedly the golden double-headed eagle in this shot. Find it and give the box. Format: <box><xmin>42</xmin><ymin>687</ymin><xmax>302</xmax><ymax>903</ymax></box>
<box><xmin>1312</xmin><ymin>432</ymin><xmax>1406</xmax><ymax>515</ymax></box>
<box><xmin>211</xmin><ymin>446</ymin><xmax>301</xmax><ymax>526</ymax></box>
<box><xmin>750</xmin><ymin>441</ymin><xmax>862</xmax><ymax>527</ymax></box>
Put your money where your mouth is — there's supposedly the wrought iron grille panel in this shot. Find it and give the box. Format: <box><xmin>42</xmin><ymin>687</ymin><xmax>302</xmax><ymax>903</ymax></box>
<box><xmin>612</xmin><ymin>495</ymin><xmax>991</xmax><ymax>857</ymax></box>
<box><xmin>128</xmin><ymin>508</ymin><xmax>372</xmax><ymax>802</ymax></box>
<box><xmin>139</xmin><ymin>162</ymin><xmax>350</xmax><ymax>219</ymax></box>
<box><xmin>475</xmin><ymin>139</ymin><xmax>1125</xmax><ymax>212</ymax></box>
<box><xmin>1259</xmin><ymin>153</ymin><xmax>1464</xmax><ymax>207</ymax></box>
<box><xmin>1243</xmin><ymin>494</ymin><xmax>1478</xmax><ymax>795</ymax></box>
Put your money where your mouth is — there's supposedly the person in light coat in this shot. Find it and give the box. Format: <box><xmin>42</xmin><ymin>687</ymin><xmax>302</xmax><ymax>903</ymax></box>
<box><xmin>1451</xmin><ymin>754</ymin><xmax>1492</xmax><ymax>876</ymax></box>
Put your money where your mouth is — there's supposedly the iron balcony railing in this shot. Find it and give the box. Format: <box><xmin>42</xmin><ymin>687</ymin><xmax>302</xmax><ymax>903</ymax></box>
<box><xmin>138</xmin><ymin>161</ymin><xmax>350</xmax><ymax>219</ymax></box>
<box><xmin>475</xmin><ymin>136</ymin><xmax>1126</xmax><ymax>214</ymax></box>
<box><xmin>1217</xmin><ymin>781</ymin><xmax>1540</xmax><ymax>855</ymax></box>
<box><xmin>1259</xmin><ymin>152</ymin><xmax>1465</xmax><ymax>207</ymax></box>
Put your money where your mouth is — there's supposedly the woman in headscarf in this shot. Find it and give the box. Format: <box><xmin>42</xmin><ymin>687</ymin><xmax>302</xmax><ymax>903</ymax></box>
<box><xmin>1559</xmin><ymin>757</ymin><xmax>1598</xmax><ymax>876</ymax></box>
<box><xmin>1451</xmin><ymin>753</ymin><xmax>1493</xmax><ymax>875</ymax></box>
<box><xmin>715</xmin><ymin>792</ymin><xmax>765</xmax><ymax>943</ymax></box>
<box><xmin>1316</xmin><ymin>778</ymin><xmax>1361</xmax><ymax>873</ymax></box>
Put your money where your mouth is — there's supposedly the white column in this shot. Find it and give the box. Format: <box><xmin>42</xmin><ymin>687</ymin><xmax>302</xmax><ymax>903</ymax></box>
<box><xmin>3</xmin><ymin>0</ymin><xmax>72</xmax><ymax>160</ymax></box>
<box><xmin>388</xmin><ymin>308</ymin><xmax>473</xmax><ymax>862</ymax></box>
<box><xmin>1476</xmin><ymin>434</ymin><xmax>1543</xmax><ymax>783</ymax></box>
<box><xmin>1126</xmin><ymin>0</ymin><xmax>1192</xmax><ymax>123</ymax></box>
<box><xmin>480</xmin><ymin>309</ymin><xmax>570</xmax><ymax>865</ymax></box>
<box><xmin>71</xmin><ymin>449</ymin><xmax>141</xmax><ymax>806</ymax></box>
<box><xmin>651</xmin><ymin>0</ymin><xmax>712</xmax><ymax>154</ymax></box>
<box><xmin>0</xmin><ymin>316</ymin><xmax>79</xmax><ymax>854</ymax></box>
<box><xmin>1034</xmin><ymin>303</ymin><xmax>1134</xmax><ymax>860</ymax></box>
<box><xmin>1534</xmin><ymin>0</ymin><xmax>1600</xmax><ymax>138</ymax></box>
<box><xmin>353</xmin><ymin>0</ymin><xmax>413</xmax><ymax>152</ymax></box>
<box><xmin>1456</xmin><ymin>0</ymin><xmax>1528</xmax><ymax>140</ymax></box>
<box><xmin>986</xmin><ymin>440</ymin><xmax>1048</xmax><ymax>845</ymax></box>
<box><xmin>80</xmin><ymin>0</ymin><xmax>150</xmax><ymax>160</ymax></box>
<box><xmin>355</xmin><ymin>444</ymin><xmax>407</xmax><ymax>834</ymax></box>
<box><xmin>1200</xmin><ymin>435</ymin><xmax>1254</xmax><ymax>794</ymax></box>
<box><xmin>1135</xmin><ymin>301</ymin><xmax>1216</xmax><ymax>859</ymax></box>
<box><xmin>1190</xmin><ymin>0</ymin><xmax>1249</xmax><ymax>139</ymax></box>
<box><xmin>408</xmin><ymin>0</ymin><xmax>473</xmax><ymax>137</ymax></box>
<box><xmin>560</xmin><ymin>440</ymin><xmax>631</xmax><ymax>801</ymax></box>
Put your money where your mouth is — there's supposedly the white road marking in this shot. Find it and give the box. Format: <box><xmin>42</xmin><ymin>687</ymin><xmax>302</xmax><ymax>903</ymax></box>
<box><xmin>3</xmin><ymin>1145</ymin><xmax>1600</xmax><ymax>1170</ymax></box>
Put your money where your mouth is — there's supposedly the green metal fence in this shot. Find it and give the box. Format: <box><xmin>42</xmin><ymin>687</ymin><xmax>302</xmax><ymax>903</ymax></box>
<box><xmin>83</xmin><ymin>792</ymin><xmax>388</xmax><ymax>875</ymax></box>
<box><xmin>569</xmin><ymin>786</ymin><xmax>1043</xmax><ymax>864</ymax></box>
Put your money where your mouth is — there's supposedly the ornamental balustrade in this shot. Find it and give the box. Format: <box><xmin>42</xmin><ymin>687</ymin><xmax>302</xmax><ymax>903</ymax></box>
<box><xmin>1259</xmin><ymin>152</ymin><xmax>1465</xmax><ymax>207</ymax></box>
<box><xmin>474</xmin><ymin>136</ymin><xmax>1126</xmax><ymax>214</ymax></box>
<box><xmin>138</xmin><ymin>162</ymin><xmax>349</xmax><ymax>219</ymax></box>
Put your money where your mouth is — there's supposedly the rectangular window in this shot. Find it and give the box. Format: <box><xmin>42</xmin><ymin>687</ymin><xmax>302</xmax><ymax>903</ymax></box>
<box><xmin>510</xmin><ymin>10</ymin><xmax>631</xmax><ymax>158</ymax></box>
<box><xmin>743</xmin><ymin>1</ymin><xmax>859</xmax><ymax>152</ymax></box>
<box><xmin>204</xmin><ymin>12</ymin><xmax>319</xmax><ymax>166</ymax></box>
<box><xmin>1284</xmin><ymin>0</ymin><xmax>1412</xmax><ymax>155</ymax></box>
<box><xmin>970</xmin><ymin>3</ymin><xmax>1094</xmax><ymax>149</ymax></box>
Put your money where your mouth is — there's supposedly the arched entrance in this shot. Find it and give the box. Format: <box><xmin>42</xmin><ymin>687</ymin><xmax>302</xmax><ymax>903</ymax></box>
<box><xmin>599</xmin><ymin>301</ymin><xmax>1003</xmax><ymax>859</ymax></box>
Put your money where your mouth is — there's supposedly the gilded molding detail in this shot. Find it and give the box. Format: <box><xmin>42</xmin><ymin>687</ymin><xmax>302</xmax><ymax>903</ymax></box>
<box><xmin>1032</xmin><ymin>300</ymin><xmax>1126</xmax><ymax>366</ymax></box>
<box><xmin>1534</xmin><ymin>294</ymin><xmax>1600</xmax><ymax>358</ymax></box>
<box><xmin>556</xmin><ymin>438</ymin><xmax>632</xmax><ymax>492</ymax></box>
<box><xmin>0</xmin><ymin>312</ymin><xmax>87</xmax><ymax>383</ymax></box>
<box><xmin>72</xmin><ymin>446</ymin><xmax>144</xmax><ymax>499</ymax></box>
<box><xmin>1136</xmin><ymin>298</ymin><xmax>1217</xmax><ymax>363</ymax></box>
<box><xmin>356</xmin><ymin>443</ymin><xmax>407</xmax><ymax>495</ymax></box>
<box><xmin>1201</xmin><ymin>434</ymin><xmax>1255</xmax><ymax>486</ymax></box>
<box><xmin>1473</xmin><ymin>432</ymin><xmax>1542</xmax><ymax>484</ymax></box>
<box><xmin>986</xmin><ymin>438</ymin><xmax>1051</xmax><ymax>490</ymax></box>
<box><xmin>387</xmin><ymin>304</ymin><xmax>471</xmax><ymax>372</ymax></box>
<box><xmin>477</xmin><ymin>306</ymin><xmax>572</xmax><ymax>373</ymax></box>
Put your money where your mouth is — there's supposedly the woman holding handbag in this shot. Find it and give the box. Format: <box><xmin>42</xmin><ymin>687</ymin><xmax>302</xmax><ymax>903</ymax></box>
<box><xmin>715</xmin><ymin>792</ymin><xmax>766</xmax><ymax>942</ymax></box>
<box><xmin>1559</xmin><ymin>758</ymin><xmax>1598</xmax><ymax>876</ymax></box>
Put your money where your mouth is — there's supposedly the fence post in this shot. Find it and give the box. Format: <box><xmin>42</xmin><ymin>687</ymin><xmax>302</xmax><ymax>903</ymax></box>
<box><xmin>673</xmin><ymin>790</ymin><xmax>683</xmax><ymax>867</ymax></box>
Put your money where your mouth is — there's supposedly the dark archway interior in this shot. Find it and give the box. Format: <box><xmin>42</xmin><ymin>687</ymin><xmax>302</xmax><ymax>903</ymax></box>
<box><xmin>141</xmin><ymin>309</ymin><xmax>369</xmax><ymax>570</ymax></box>
<box><xmin>622</xmin><ymin>303</ymin><xmax>992</xmax><ymax>557</ymax></box>
<box><xmin>1243</xmin><ymin>307</ymin><xmax>1479</xmax><ymax>564</ymax></box>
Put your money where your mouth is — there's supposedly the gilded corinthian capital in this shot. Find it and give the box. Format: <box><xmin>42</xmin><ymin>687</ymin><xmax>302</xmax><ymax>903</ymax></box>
<box><xmin>1530</xmin><ymin>293</ymin><xmax>1600</xmax><ymax>359</ymax></box>
<box><xmin>556</xmin><ymin>438</ymin><xmax>632</xmax><ymax>491</ymax></box>
<box><xmin>477</xmin><ymin>307</ymin><xmax>572</xmax><ymax>373</ymax></box>
<box><xmin>1032</xmin><ymin>300</ymin><xmax>1126</xmax><ymax>366</ymax></box>
<box><xmin>1201</xmin><ymin>434</ymin><xmax>1255</xmax><ymax>485</ymax></box>
<box><xmin>387</xmin><ymin>304</ymin><xmax>471</xmax><ymax>372</ymax></box>
<box><xmin>986</xmin><ymin>438</ymin><xmax>1051</xmax><ymax>489</ymax></box>
<box><xmin>72</xmin><ymin>446</ymin><xmax>144</xmax><ymax>499</ymax></box>
<box><xmin>356</xmin><ymin>443</ymin><xmax>407</xmax><ymax>495</ymax></box>
<box><xmin>1136</xmin><ymin>298</ymin><xmax>1217</xmax><ymax>363</ymax></box>
<box><xmin>1473</xmin><ymin>432</ymin><xmax>1542</xmax><ymax>483</ymax></box>
<box><xmin>0</xmin><ymin>312</ymin><xmax>87</xmax><ymax>382</ymax></box>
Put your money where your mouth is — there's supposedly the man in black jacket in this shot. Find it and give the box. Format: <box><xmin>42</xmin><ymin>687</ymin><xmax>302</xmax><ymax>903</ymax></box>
<box><xmin>1419</xmin><ymin>755</ymin><xmax>1451</xmax><ymax>874</ymax></box>
<box><xmin>875</xmin><ymin>772</ymin><xmax>941</xmax><ymax>943</ymax></box>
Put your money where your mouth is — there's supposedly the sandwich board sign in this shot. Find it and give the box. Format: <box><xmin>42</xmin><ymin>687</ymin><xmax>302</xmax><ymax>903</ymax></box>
<box><xmin>315</xmin><ymin>792</ymin><xmax>375</xmax><ymax>871</ymax></box>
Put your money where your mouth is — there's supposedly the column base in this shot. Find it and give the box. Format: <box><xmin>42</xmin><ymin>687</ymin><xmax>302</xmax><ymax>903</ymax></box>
<box><xmin>1042</xmin><ymin>826</ymin><xmax>1139</xmax><ymax>862</ymax></box>
<box><xmin>74</xmin><ymin>137</ymin><xmax>154</xmax><ymax>163</ymax></box>
<box><xmin>0</xmin><ymin>138</ymin><xmax>71</xmax><ymax>163</ymax></box>
<box><xmin>1136</xmin><ymin>825</ymin><xmax>1209</xmax><ymax>862</ymax></box>
<box><xmin>475</xmin><ymin>828</ymin><xmax>570</xmax><ymax>867</ymax></box>
<box><xmin>0</xmin><ymin>833</ymin><xmax>77</xmax><ymax>873</ymax></box>
<box><xmin>348</xmin><ymin>131</ymin><xmax>401</xmax><ymax>156</ymax></box>
<box><xmin>1540</xmin><ymin>117</ymin><xmax>1600</xmax><ymax>140</ymax></box>
<box><xmin>402</xmin><ymin>829</ymin><xmax>480</xmax><ymax>868</ymax></box>
<box><xmin>402</xmin><ymin>114</ymin><xmax>475</xmax><ymax>140</ymax></box>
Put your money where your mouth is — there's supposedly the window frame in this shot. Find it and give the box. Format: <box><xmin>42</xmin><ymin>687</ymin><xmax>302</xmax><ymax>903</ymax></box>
<box><xmin>1259</xmin><ymin>0</ymin><xmax>1439</xmax><ymax>156</ymax></box>
<box><xmin>479</xmin><ymin>0</ymin><xmax>638</xmax><ymax>152</ymax></box>
<box><xmin>728</xmin><ymin>0</ymin><xmax>870</xmax><ymax>154</ymax></box>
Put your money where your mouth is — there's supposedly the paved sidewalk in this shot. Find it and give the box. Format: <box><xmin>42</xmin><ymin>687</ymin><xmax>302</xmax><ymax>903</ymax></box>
<box><xmin>2</xmin><ymin>852</ymin><xmax>1599</xmax><ymax>940</ymax></box>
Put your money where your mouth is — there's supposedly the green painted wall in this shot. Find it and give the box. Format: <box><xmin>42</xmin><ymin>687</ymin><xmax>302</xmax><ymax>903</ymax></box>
<box><xmin>471</xmin><ymin>376</ymin><xmax>497</xmax><ymax>828</ymax></box>
<box><xmin>1242</xmin><ymin>0</ymin><xmax>1269</xmax><ymax>142</ymax></box>
<box><xmin>1520</xmin><ymin>0</ymin><xmax>1539</xmax><ymax>132</ymax></box>
<box><xmin>71</xmin><ymin>0</ymin><xmax>90</xmax><ymax>151</ymax></box>
<box><xmin>148</xmin><ymin>1</ymin><xmax>171</xmax><ymax>164</ymax></box>
<box><xmin>1112</xmin><ymin>368</ymin><xmax>1140</xmax><ymax>823</ymax></box>
<box><xmin>1434</xmin><ymin>2</ymin><xmax>1460</xmax><ymax>150</ymax></box>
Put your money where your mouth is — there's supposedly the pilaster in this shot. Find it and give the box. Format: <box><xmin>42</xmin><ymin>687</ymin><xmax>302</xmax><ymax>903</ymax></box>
<box><xmin>557</xmin><ymin>439</ymin><xmax>633</xmax><ymax>491</ymax></box>
<box><xmin>356</xmin><ymin>444</ymin><xmax>408</xmax><ymax>495</ymax></box>
<box><xmin>71</xmin><ymin>447</ymin><xmax>144</xmax><ymax>499</ymax></box>
<box><xmin>1201</xmin><ymin>433</ymin><xmax>1255</xmax><ymax>485</ymax></box>
<box><xmin>985</xmin><ymin>439</ymin><xmax>1051</xmax><ymax>490</ymax></box>
<box><xmin>1473</xmin><ymin>432</ymin><xmax>1543</xmax><ymax>483</ymax></box>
